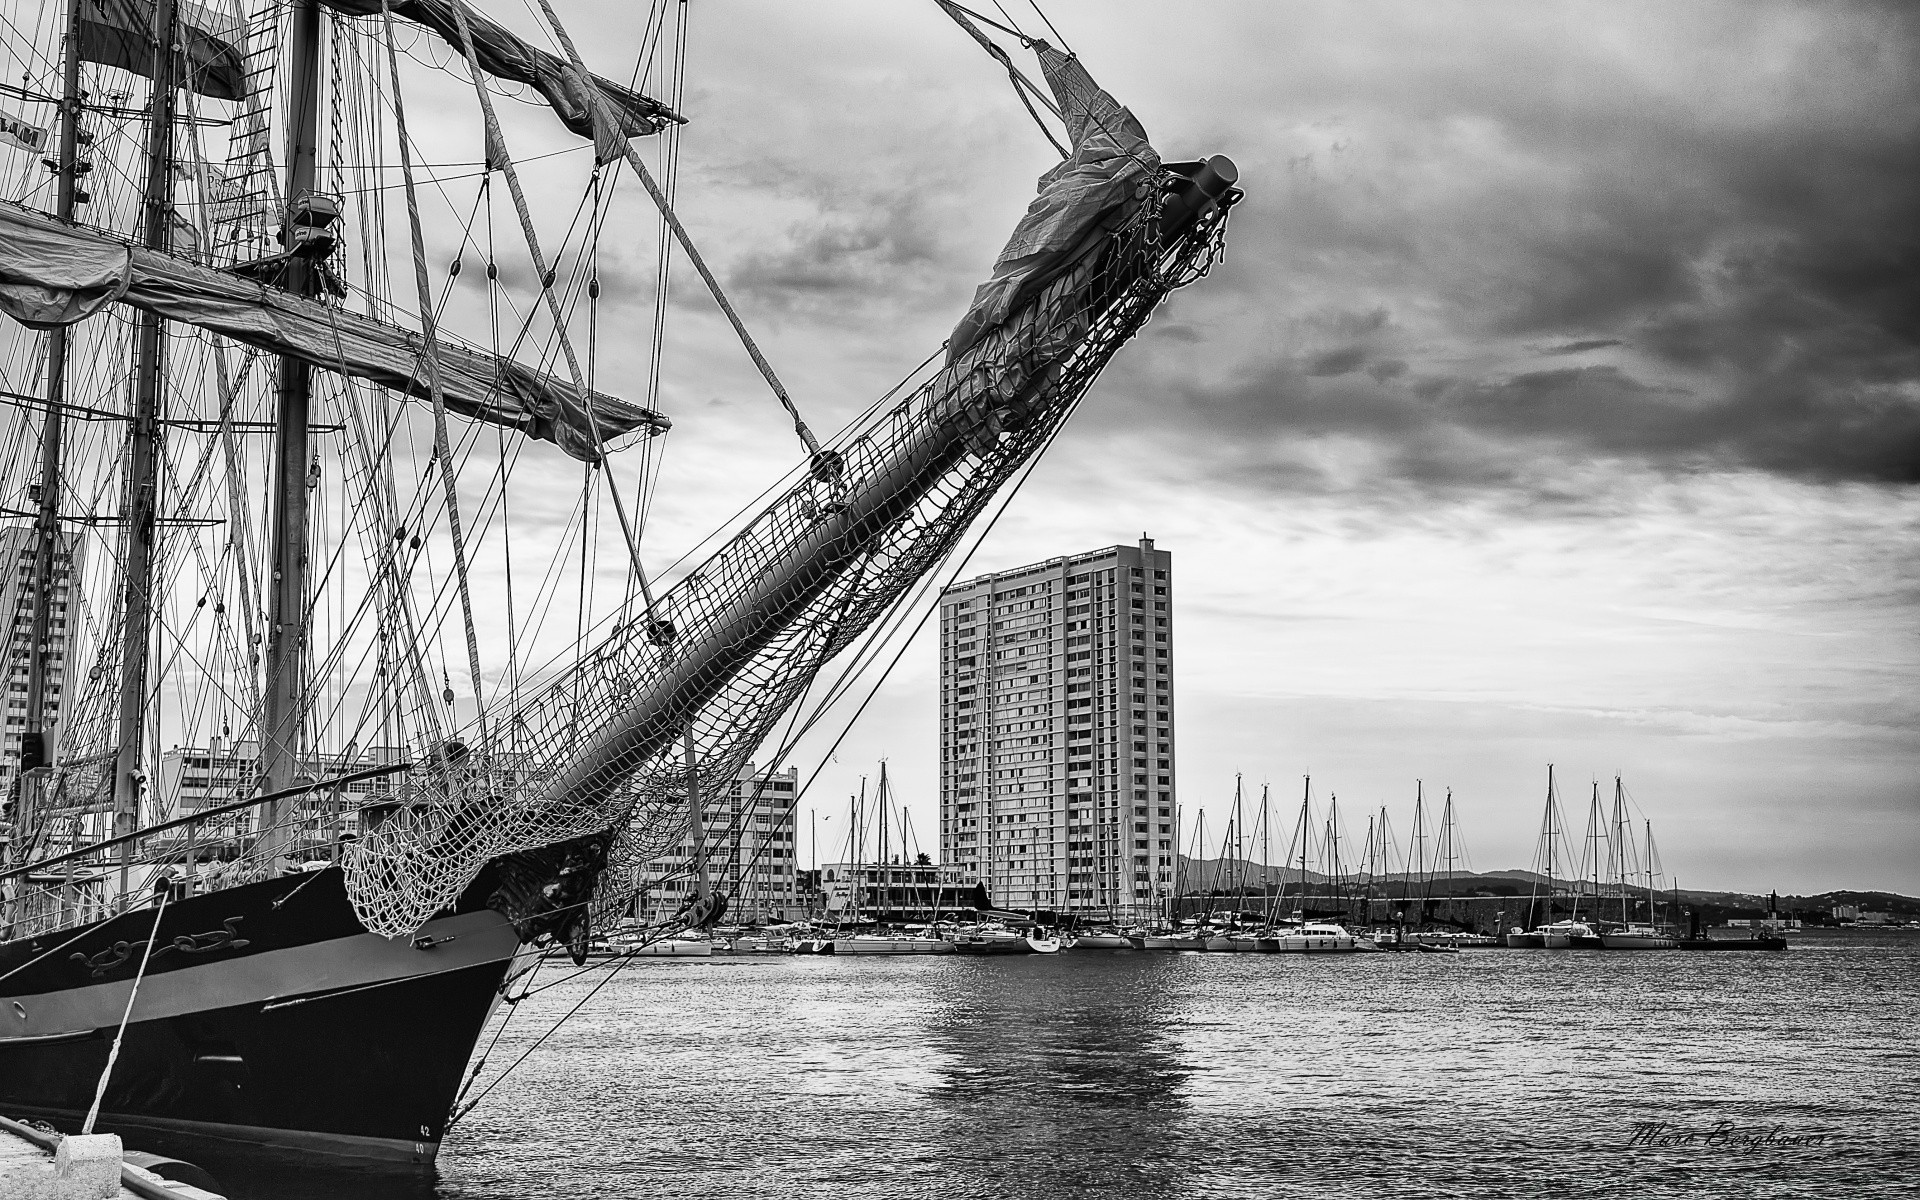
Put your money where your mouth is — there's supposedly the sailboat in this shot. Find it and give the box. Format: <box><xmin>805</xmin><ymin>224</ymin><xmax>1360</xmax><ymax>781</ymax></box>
<box><xmin>1506</xmin><ymin>765</ymin><xmax>1565</xmax><ymax>948</ymax></box>
<box><xmin>1596</xmin><ymin>804</ymin><xmax>1678</xmax><ymax>950</ymax></box>
<box><xmin>0</xmin><ymin>0</ymin><xmax>1239</xmax><ymax>1166</ymax></box>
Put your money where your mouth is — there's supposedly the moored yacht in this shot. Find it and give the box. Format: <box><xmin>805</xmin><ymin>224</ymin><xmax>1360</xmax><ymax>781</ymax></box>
<box><xmin>948</xmin><ymin>925</ymin><xmax>1062</xmax><ymax>954</ymax></box>
<box><xmin>1597</xmin><ymin>924</ymin><xmax>1678</xmax><ymax>950</ymax></box>
<box><xmin>1539</xmin><ymin>920</ymin><xmax>1603</xmax><ymax>949</ymax></box>
<box><xmin>833</xmin><ymin>932</ymin><xmax>955</xmax><ymax>955</ymax></box>
<box><xmin>624</xmin><ymin>931</ymin><xmax>712</xmax><ymax>958</ymax></box>
<box><xmin>1273</xmin><ymin>922</ymin><xmax>1360</xmax><ymax>953</ymax></box>
<box><xmin>1130</xmin><ymin>930</ymin><xmax>1210</xmax><ymax>951</ymax></box>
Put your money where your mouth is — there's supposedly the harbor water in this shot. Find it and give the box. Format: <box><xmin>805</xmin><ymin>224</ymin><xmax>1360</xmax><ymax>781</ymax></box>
<box><xmin>202</xmin><ymin>930</ymin><xmax>1913</xmax><ymax>1199</ymax></box>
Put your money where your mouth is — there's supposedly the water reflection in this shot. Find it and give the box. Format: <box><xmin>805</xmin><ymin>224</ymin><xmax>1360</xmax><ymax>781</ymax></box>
<box><xmin>103</xmin><ymin>934</ymin><xmax>1920</xmax><ymax>1199</ymax></box>
<box><xmin>925</xmin><ymin>954</ymin><xmax>1195</xmax><ymax>1197</ymax></box>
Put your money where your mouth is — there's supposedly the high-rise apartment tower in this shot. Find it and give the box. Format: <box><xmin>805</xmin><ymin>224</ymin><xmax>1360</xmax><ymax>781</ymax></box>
<box><xmin>937</xmin><ymin>536</ymin><xmax>1176</xmax><ymax>920</ymax></box>
<box><xmin>1</xmin><ymin>525</ymin><xmax>82</xmax><ymax>797</ymax></box>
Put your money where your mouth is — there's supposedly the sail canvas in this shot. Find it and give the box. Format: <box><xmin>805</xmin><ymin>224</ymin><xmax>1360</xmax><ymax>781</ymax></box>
<box><xmin>77</xmin><ymin>0</ymin><xmax>246</xmax><ymax>102</ymax></box>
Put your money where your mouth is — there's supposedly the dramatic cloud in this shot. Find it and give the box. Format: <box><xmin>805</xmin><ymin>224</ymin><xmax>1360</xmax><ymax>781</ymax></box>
<box><xmin>352</xmin><ymin>2</ymin><xmax>1920</xmax><ymax>891</ymax></box>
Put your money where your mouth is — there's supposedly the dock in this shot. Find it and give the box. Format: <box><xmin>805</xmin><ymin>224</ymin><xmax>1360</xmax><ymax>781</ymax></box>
<box><xmin>0</xmin><ymin>1116</ymin><xmax>227</xmax><ymax>1200</ymax></box>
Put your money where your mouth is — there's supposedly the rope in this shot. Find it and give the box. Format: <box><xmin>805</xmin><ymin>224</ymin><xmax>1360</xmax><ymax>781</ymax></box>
<box><xmin>444</xmin><ymin>0</ymin><xmax>668</xmax><ymax>636</ymax></box>
<box><xmin>530</xmin><ymin>0</ymin><xmax>829</xmax><ymax>468</ymax></box>
<box><xmin>702</xmin><ymin>359</ymin><xmax>1095</xmax><ymax>905</ymax></box>
<box><xmin>82</xmin><ymin>888</ymin><xmax>167</xmax><ymax>1133</ymax></box>
<box><xmin>376</xmin><ymin>0</ymin><xmax>489</xmax><ymax>758</ymax></box>
<box><xmin>935</xmin><ymin>0</ymin><xmax>1070</xmax><ymax>157</ymax></box>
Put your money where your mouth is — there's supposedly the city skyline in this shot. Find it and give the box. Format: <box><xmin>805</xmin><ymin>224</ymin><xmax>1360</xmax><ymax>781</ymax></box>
<box><xmin>610</xmin><ymin>2</ymin><xmax>1915</xmax><ymax>897</ymax></box>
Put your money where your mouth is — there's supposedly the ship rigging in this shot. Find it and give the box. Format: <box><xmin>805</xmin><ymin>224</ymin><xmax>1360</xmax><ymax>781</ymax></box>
<box><xmin>0</xmin><ymin>0</ymin><xmax>1238</xmax><ymax>1165</ymax></box>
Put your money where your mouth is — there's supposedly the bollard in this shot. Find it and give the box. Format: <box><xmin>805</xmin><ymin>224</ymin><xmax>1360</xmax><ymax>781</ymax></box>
<box><xmin>55</xmin><ymin>1133</ymin><xmax>122</xmax><ymax>1199</ymax></box>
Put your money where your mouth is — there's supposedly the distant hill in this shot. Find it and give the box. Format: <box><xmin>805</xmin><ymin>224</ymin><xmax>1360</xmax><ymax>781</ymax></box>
<box><xmin>1174</xmin><ymin>856</ymin><xmax>1920</xmax><ymax>919</ymax></box>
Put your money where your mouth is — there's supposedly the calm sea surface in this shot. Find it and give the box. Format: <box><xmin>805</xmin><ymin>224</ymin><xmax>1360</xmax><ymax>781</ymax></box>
<box><xmin>206</xmin><ymin>929</ymin><xmax>1916</xmax><ymax>1199</ymax></box>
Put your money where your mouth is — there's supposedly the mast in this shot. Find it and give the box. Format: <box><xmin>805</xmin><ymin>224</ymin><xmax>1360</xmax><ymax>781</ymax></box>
<box><xmin>1644</xmin><ymin>819</ymin><xmax>1656</xmax><ymax>925</ymax></box>
<box><xmin>1408</xmin><ymin>780</ymin><xmax>1427</xmax><ymax>913</ymax></box>
<box><xmin>257</xmin><ymin>0</ymin><xmax>325</xmax><ymax>868</ymax></box>
<box><xmin>1296</xmin><ymin>775</ymin><xmax>1309</xmax><ymax>920</ymax></box>
<box><xmin>876</xmin><ymin>762</ymin><xmax>888</xmax><ymax>918</ymax></box>
<box><xmin>1325</xmin><ymin>794</ymin><xmax>1341</xmax><ymax>915</ymax></box>
<box><xmin>1258</xmin><ymin>783</ymin><xmax>1270</xmax><ymax>922</ymax></box>
<box><xmin>1613</xmin><ymin>776</ymin><xmax>1628</xmax><ymax>925</ymax></box>
<box><xmin>110</xmin><ymin>0</ymin><xmax>183</xmax><ymax>899</ymax></box>
<box><xmin>1231</xmin><ymin>773</ymin><xmax>1243</xmax><ymax>905</ymax></box>
<box><xmin>6</xmin><ymin>0</ymin><xmax>85</xmax><ymax>913</ymax></box>
<box><xmin>1544</xmin><ymin>765</ymin><xmax>1557</xmax><ymax>923</ymax></box>
<box><xmin>1194</xmin><ymin>809</ymin><xmax>1208</xmax><ymax>916</ymax></box>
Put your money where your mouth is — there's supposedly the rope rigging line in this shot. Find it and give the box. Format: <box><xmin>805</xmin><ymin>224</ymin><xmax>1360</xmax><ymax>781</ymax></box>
<box><xmin>376</xmin><ymin>0</ymin><xmax>490</xmax><ymax>755</ymax></box>
<box><xmin>82</xmin><ymin>887</ymin><xmax>167</xmax><ymax>1133</ymax></box>
<box><xmin>531</xmin><ymin>0</ymin><xmax>831</xmax><ymax>473</ymax></box>
<box><xmin>696</xmin><ymin>369</ymin><xmax>1095</xmax><ymax>907</ymax></box>
<box><xmin>443</xmin><ymin>0</ymin><xmax>670</xmax><ymax>642</ymax></box>
<box><xmin>935</xmin><ymin>0</ymin><xmax>1069</xmax><ymax>157</ymax></box>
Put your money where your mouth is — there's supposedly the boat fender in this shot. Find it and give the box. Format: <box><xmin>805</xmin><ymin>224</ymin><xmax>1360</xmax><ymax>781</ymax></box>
<box><xmin>122</xmin><ymin>1151</ymin><xmax>224</xmax><ymax>1196</ymax></box>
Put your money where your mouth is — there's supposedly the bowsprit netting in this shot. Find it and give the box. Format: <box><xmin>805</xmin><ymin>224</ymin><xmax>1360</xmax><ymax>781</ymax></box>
<box><xmin>339</xmin><ymin>52</ymin><xmax>1239</xmax><ymax>941</ymax></box>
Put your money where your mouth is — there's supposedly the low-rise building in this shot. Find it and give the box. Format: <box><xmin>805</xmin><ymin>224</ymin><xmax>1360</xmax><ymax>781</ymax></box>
<box><xmin>819</xmin><ymin>859</ymin><xmax>978</xmax><ymax>921</ymax></box>
<box><xmin>155</xmin><ymin>739</ymin><xmax>405</xmax><ymax>852</ymax></box>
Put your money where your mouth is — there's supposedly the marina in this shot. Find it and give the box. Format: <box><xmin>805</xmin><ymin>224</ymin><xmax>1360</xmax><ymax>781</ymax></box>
<box><xmin>0</xmin><ymin>1</ymin><xmax>1910</xmax><ymax>1197</ymax></box>
<box><xmin>183</xmin><ymin>928</ymin><xmax>1919</xmax><ymax>1199</ymax></box>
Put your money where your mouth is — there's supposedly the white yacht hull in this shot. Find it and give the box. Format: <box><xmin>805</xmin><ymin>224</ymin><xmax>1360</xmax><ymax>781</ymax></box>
<box><xmin>1598</xmin><ymin>931</ymin><xmax>1678</xmax><ymax>950</ymax></box>
<box><xmin>1130</xmin><ymin>935</ymin><xmax>1208</xmax><ymax>951</ymax></box>
<box><xmin>833</xmin><ymin>937</ymin><xmax>955</xmax><ymax>955</ymax></box>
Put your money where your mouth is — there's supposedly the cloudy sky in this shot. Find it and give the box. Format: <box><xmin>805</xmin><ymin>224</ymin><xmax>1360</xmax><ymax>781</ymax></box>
<box><xmin>392</xmin><ymin>1</ymin><xmax>1918</xmax><ymax>894</ymax></box>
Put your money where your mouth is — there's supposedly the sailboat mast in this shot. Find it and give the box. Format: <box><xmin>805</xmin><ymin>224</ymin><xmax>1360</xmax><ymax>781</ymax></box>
<box><xmin>1644</xmin><ymin>819</ymin><xmax>1656</xmax><ymax>924</ymax></box>
<box><xmin>1297</xmin><ymin>775</ymin><xmax>1309</xmax><ymax>918</ymax></box>
<box><xmin>1409</xmin><ymin>780</ymin><xmax>1426</xmax><ymax>910</ymax></box>
<box><xmin>1613</xmin><ymin>776</ymin><xmax>1628</xmax><ymax>925</ymax></box>
<box><xmin>111</xmin><ymin>0</ymin><xmax>183</xmax><ymax>888</ymax></box>
<box><xmin>1543</xmin><ymin>765</ymin><xmax>1557</xmax><ymax>919</ymax></box>
<box><xmin>6</xmin><ymin>0</ymin><xmax>86</xmax><ymax>908</ymax></box>
<box><xmin>258</xmin><ymin>0</ymin><xmax>325</xmax><ymax>867</ymax></box>
<box><xmin>1259</xmin><ymin>783</ymin><xmax>1270</xmax><ymax>917</ymax></box>
<box><xmin>877</xmin><ymin>762</ymin><xmax>888</xmax><ymax>918</ymax></box>
<box><xmin>1231</xmin><ymin>774</ymin><xmax>1243</xmax><ymax>904</ymax></box>
<box><xmin>20</xmin><ymin>0</ymin><xmax>86</xmax><ymax>780</ymax></box>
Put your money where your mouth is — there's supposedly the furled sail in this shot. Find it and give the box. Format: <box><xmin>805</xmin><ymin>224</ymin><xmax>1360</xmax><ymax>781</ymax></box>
<box><xmin>946</xmin><ymin>45</ymin><xmax>1160</xmax><ymax>363</ymax></box>
<box><xmin>0</xmin><ymin>202</ymin><xmax>666</xmax><ymax>459</ymax></box>
<box><xmin>320</xmin><ymin>0</ymin><xmax>682</xmax><ymax>142</ymax></box>
<box><xmin>338</xmin><ymin>44</ymin><xmax>1240</xmax><ymax>937</ymax></box>
<box><xmin>78</xmin><ymin>0</ymin><xmax>246</xmax><ymax>101</ymax></box>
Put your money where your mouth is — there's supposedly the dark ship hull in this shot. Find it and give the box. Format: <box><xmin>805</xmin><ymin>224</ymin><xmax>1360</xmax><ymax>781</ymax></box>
<box><xmin>0</xmin><ymin>868</ymin><xmax>524</xmax><ymax>1165</ymax></box>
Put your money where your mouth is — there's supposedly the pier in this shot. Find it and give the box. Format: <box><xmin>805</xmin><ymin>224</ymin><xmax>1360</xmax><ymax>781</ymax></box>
<box><xmin>0</xmin><ymin>1117</ymin><xmax>226</xmax><ymax>1200</ymax></box>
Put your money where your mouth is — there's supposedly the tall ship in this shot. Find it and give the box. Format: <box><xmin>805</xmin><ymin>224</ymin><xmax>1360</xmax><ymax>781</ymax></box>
<box><xmin>0</xmin><ymin>0</ymin><xmax>1238</xmax><ymax>1166</ymax></box>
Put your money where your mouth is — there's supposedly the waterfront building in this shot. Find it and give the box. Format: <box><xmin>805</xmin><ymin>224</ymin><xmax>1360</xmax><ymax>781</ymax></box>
<box><xmin>155</xmin><ymin>740</ymin><xmax>405</xmax><ymax>852</ymax></box>
<box><xmin>819</xmin><ymin>859</ymin><xmax>977</xmax><ymax>921</ymax></box>
<box><xmin>937</xmin><ymin>535</ymin><xmax>1177</xmax><ymax>921</ymax></box>
<box><xmin>0</xmin><ymin>525</ymin><xmax>82</xmax><ymax>798</ymax></box>
<box><xmin>637</xmin><ymin>762</ymin><xmax>802</xmax><ymax>924</ymax></box>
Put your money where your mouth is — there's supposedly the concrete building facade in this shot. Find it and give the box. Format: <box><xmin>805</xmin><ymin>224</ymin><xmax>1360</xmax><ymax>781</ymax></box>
<box><xmin>638</xmin><ymin>762</ymin><xmax>802</xmax><ymax>924</ymax></box>
<box><xmin>937</xmin><ymin>536</ymin><xmax>1177</xmax><ymax>921</ymax></box>
<box><xmin>155</xmin><ymin>739</ymin><xmax>405</xmax><ymax>848</ymax></box>
<box><xmin>819</xmin><ymin>860</ymin><xmax>977</xmax><ymax>921</ymax></box>
<box><xmin>0</xmin><ymin>525</ymin><xmax>82</xmax><ymax>798</ymax></box>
